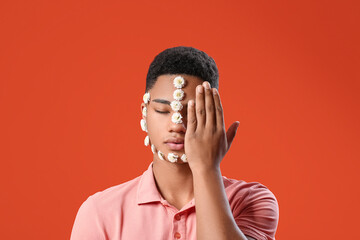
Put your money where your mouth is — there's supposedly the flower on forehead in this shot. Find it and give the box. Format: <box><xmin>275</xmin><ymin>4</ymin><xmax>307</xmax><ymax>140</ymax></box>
<box><xmin>151</xmin><ymin>144</ymin><xmax>156</xmax><ymax>154</ymax></box>
<box><xmin>140</xmin><ymin>119</ymin><xmax>147</xmax><ymax>132</ymax></box>
<box><xmin>168</xmin><ymin>153</ymin><xmax>178</xmax><ymax>163</ymax></box>
<box><xmin>173</xmin><ymin>89</ymin><xmax>184</xmax><ymax>101</ymax></box>
<box><xmin>142</xmin><ymin>107</ymin><xmax>147</xmax><ymax>117</ymax></box>
<box><xmin>158</xmin><ymin>151</ymin><xmax>165</xmax><ymax>160</ymax></box>
<box><xmin>173</xmin><ymin>76</ymin><xmax>185</xmax><ymax>89</ymax></box>
<box><xmin>171</xmin><ymin>112</ymin><xmax>183</xmax><ymax>124</ymax></box>
<box><xmin>181</xmin><ymin>154</ymin><xmax>187</xmax><ymax>162</ymax></box>
<box><xmin>144</xmin><ymin>135</ymin><xmax>150</xmax><ymax>146</ymax></box>
<box><xmin>170</xmin><ymin>100</ymin><xmax>183</xmax><ymax>112</ymax></box>
<box><xmin>143</xmin><ymin>92</ymin><xmax>150</xmax><ymax>104</ymax></box>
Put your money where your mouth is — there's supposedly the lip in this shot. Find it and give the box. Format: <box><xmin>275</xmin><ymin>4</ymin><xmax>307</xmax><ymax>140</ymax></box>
<box><xmin>165</xmin><ymin>142</ymin><xmax>184</xmax><ymax>151</ymax></box>
<box><xmin>165</xmin><ymin>137</ymin><xmax>184</xmax><ymax>151</ymax></box>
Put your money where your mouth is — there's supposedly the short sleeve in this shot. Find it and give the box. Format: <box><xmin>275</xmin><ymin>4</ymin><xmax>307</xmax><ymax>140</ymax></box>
<box><xmin>234</xmin><ymin>184</ymin><xmax>279</xmax><ymax>240</ymax></box>
<box><xmin>70</xmin><ymin>196</ymin><xmax>106</xmax><ymax>240</ymax></box>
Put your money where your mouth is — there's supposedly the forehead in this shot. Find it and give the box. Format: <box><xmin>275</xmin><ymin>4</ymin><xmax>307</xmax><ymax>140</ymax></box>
<box><xmin>150</xmin><ymin>74</ymin><xmax>203</xmax><ymax>100</ymax></box>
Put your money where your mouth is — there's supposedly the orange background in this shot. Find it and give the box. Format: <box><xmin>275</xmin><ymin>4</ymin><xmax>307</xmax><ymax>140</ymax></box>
<box><xmin>0</xmin><ymin>1</ymin><xmax>359</xmax><ymax>239</ymax></box>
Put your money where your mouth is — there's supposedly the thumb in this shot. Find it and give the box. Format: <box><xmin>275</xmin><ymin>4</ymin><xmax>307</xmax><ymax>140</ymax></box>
<box><xmin>226</xmin><ymin>121</ymin><xmax>240</xmax><ymax>151</ymax></box>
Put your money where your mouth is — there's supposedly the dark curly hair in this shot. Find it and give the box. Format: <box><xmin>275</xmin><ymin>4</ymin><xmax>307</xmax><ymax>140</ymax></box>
<box><xmin>145</xmin><ymin>46</ymin><xmax>219</xmax><ymax>92</ymax></box>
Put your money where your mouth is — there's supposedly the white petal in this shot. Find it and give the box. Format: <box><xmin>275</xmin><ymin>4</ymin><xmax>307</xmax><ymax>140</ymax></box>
<box><xmin>142</xmin><ymin>107</ymin><xmax>147</xmax><ymax>117</ymax></box>
<box><xmin>181</xmin><ymin>154</ymin><xmax>187</xmax><ymax>162</ymax></box>
<box><xmin>158</xmin><ymin>151</ymin><xmax>165</xmax><ymax>160</ymax></box>
<box><xmin>151</xmin><ymin>144</ymin><xmax>156</xmax><ymax>154</ymax></box>
<box><xmin>168</xmin><ymin>153</ymin><xmax>178</xmax><ymax>163</ymax></box>
<box><xmin>173</xmin><ymin>89</ymin><xmax>184</xmax><ymax>101</ymax></box>
<box><xmin>170</xmin><ymin>100</ymin><xmax>183</xmax><ymax>112</ymax></box>
<box><xmin>144</xmin><ymin>135</ymin><xmax>150</xmax><ymax>146</ymax></box>
<box><xmin>173</xmin><ymin>76</ymin><xmax>185</xmax><ymax>88</ymax></box>
<box><xmin>140</xmin><ymin>119</ymin><xmax>147</xmax><ymax>132</ymax></box>
<box><xmin>143</xmin><ymin>92</ymin><xmax>150</xmax><ymax>104</ymax></box>
<box><xmin>171</xmin><ymin>112</ymin><xmax>183</xmax><ymax>124</ymax></box>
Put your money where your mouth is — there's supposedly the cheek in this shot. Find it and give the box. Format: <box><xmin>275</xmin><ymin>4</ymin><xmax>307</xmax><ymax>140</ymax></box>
<box><xmin>146</xmin><ymin>113</ymin><xmax>167</xmax><ymax>137</ymax></box>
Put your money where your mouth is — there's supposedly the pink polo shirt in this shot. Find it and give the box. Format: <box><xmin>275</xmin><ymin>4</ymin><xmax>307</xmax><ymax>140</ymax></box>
<box><xmin>70</xmin><ymin>162</ymin><xmax>279</xmax><ymax>240</ymax></box>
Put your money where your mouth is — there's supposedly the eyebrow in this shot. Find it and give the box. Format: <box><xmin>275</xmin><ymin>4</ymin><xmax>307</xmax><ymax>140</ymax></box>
<box><xmin>152</xmin><ymin>99</ymin><xmax>188</xmax><ymax>107</ymax></box>
<box><xmin>152</xmin><ymin>99</ymin><xmax>171</xmax><ymax>105</ymax></box>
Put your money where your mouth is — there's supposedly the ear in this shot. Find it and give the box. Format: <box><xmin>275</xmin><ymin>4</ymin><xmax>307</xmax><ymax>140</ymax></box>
<box><xmin>141</xmin><ymin>102</ymin><xmax>146</xmax><ymax>119</ymax></box>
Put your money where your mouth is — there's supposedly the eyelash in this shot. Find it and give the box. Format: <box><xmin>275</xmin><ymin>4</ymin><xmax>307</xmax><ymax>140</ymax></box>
<box><xmin>155</xmin><ymin>110</ymin><xmax>169</xmax><ymax>114</ymax></box>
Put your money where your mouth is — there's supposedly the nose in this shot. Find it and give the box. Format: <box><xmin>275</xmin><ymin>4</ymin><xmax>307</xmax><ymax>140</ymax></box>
<box><xmin>168</xmin><ymin>113</ymin><xmax>187</xmax><ymax>133</ymax></box>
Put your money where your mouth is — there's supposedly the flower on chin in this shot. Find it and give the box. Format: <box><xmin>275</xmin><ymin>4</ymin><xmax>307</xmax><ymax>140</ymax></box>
<box><xmin>173</xmin><ymin>76</ymin><xmax>185</xmax><ymax>89</ymax></box>
<box><xmin>158</xmin><ymin>151</ymin><xmax>165</xmax><ymax>160</ymax></box>
<box><xmin>171</xmin><ymin>112</ymin><xmax>183</xmax><ymax>124</ymax></box>
<box><xmin>181</xmin><ymin>154</ymin><xmax>187</xmax><ymax>162</ymax></box>
<box><xmin>143</xmin><ymin>92</ymin><xmax>150</xmax><ymax>104</ymax></box>
<box><xmin>168</xmin><ymin>153</ymin><xmax>178</xmax><ymax>163</ymax></box>
<box><xmin>173</xmin><ymin>89</ymin><xmax>184</xmax><ymax>101</ymax></box>
<box><xmin>170</xmin><ymin>100</ymin><xmax>183</xmax><ymax>112</ymax></box>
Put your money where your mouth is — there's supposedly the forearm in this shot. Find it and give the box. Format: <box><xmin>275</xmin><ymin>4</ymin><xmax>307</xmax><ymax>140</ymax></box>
<box><xmin>192</xmin><ymin>166</ymin><xmax>247</xmax><ymax>240</ymax></box>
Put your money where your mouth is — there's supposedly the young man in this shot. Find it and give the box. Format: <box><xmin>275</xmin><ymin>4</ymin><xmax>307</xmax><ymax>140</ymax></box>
<box><xmin>70</xmin><ymin>46</ymin><xmax>279</xmax><ymax>240</ymax></box>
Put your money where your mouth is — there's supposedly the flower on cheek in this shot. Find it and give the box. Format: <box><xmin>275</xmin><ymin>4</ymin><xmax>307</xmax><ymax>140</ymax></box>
<box><xmin>170</xmin><ymin>100</ymin><xmax>183</xmax><ymax>112</ymax></box>
<box><xmin>144</xmin><ymin>135</ymin><xmax>150</xmax><ymax>146</ymax></box>
<box><xmin>140</xmin><ymin>119</ymin><xmax>147</xmax><ymax>132</ymax></box>
<box><xmin>142</xmin><ymin>107</ymin><xmax>147</xmax><ymax>117</ymax></box>
<box><xmin>168</xmin><ymin>153</ymin><xmax>178</xmax><ymax>163</ymax></box>
<box><xmin>151</xmin><ymin>144</ymin><xmax>156</xmax><ymax>154</ymax></box>
<box><xmin>143</xmin><ymin>92</ymin><xmax>150</xmax><ymax>104</ymax></box>
<box><xmin>173</xmin><ymin>89</ymin><xmax>184</xmax><ymax>101</ymax></box>
<box><xmin>173</xmin><ymin>76</ymin><xmax>185</xmax><ymax>89</ymax></box>
<box><xmin>171</xmin><ymin>112</ymin><xmax>183</xmax><ymax>124</ymax></box>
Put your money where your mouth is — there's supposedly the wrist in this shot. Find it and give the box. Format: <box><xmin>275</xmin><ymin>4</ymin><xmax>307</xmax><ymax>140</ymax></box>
<box><xmin>190</xmin><ymin>163</ymin><xmax>221</xmax><ymax>176</ymax></box>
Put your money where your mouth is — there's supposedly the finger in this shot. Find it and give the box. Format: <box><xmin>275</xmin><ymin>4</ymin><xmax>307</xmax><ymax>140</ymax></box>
<box><xmin>203</xmin><ymin>81</ymin><xmax>216</xmax><ymax>130</ymax></box>
<box><xmin>195</xmin><ymin>84</ymin><xmax>206</xmax><ymax>129</ymax></box>
<box><xmin>212</xmin><ymin>88</ymin><xmax>224</xmax><ymax>130</ymax></box>
<box><xmin>186</xmin><ymin>99</ymin><xmax>197</xmax><ymax>133</ymax></box>
<box><xmin>226</xmin><ymin>121</ymin><xmax>240</xmax><ymax>151</ymax></box>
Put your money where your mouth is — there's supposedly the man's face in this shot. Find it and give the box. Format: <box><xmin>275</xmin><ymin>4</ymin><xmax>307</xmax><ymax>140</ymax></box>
<box><xmin>141</xmin><ymin>74</ymin><xmax>203</xmax><ymax>164</ymax></box>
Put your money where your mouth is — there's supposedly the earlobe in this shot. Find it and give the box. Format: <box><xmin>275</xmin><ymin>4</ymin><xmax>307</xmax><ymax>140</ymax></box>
<box><xmin>141</xmin><ymin>103</ymin><xmax>146</xmax><ymax>118</ymax></box>
<box><xmin>140</xmin><ymin>103</ymin><xmax>145</xmax><ymax>114</ymax></box>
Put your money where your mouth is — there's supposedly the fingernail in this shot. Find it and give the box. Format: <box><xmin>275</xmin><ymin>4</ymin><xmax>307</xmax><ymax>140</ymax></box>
<box><xmin>189</xmin><ymin>100</ymin><xmax>194</xmax><ymax>106</ymax></box>
<box><xmin>203</xmin><ymin>81</ymin><xmax>210</xmax><ymax>89</ymax></box>
<box><xmin>197</xmin><ymin>85</ymin><xmax>203</xmax><ymax>93</ymax></box>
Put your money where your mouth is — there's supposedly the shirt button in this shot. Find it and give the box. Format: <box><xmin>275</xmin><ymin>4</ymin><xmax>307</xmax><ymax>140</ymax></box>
<box><xmin>175</xmin><ymin>214</ymin><xmax>181</xmax><ymax>221</ymax></box>
<box><xmin>174</xmin><ymin>232</ymin><xmax>181</xmax><ymax>239</ymax></box>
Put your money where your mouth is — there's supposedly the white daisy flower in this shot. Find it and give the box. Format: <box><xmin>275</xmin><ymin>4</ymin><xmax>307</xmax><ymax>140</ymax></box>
<box><xmin>158</xmin><ymin>151</ymin><xmax>165</xmax><ymax>160</ymax></box>
<box><xmin>168</xmin><ymin>153</ymin><xmax>178</xmax><ymax>163</ymax></box>
<box><xmin>181</xmin><ymin>154</ymin><xmax>187</xmax><ymax>162</ymax></box>
<box><xmin>173</xmin><ymin>76</ymin><xmax>185</xmax><ymax>88</ymax></box>
<box><xmin>173</xmin><ymin>89</ymin><xmax>184</xmax><ymax>101</ymax></box>
<box><xmin>170</xmin><ymin>100</ymin><xmax>183</xmax><ymax>112</ymax></box>
<box><xmin>143</xmin><ymin>92</ymin><xmax>150</xmax><ymax>104</ymax></box>
<box><xmin>140</xmin><ymin>119</ymin><xmax>147</xmax><ymax>132</ymax></box>
<box><xmin>142</xmin><ymin>107</ymin><xmax>147</xmax><ymax>117</ymax></box>
<box><xmin>171</xmin><ymin>112</ymin><xmax>183</xmax><ymax>124</ymax></box>
<box><xmin>151</xmin><ymin>144</ymin><xmax>156</xmax><ymax>154</ymax></box>
<box><xmin>144</xmin><ymin>135</ymin><xmax>150</xmax><ymax>146</ymax></box>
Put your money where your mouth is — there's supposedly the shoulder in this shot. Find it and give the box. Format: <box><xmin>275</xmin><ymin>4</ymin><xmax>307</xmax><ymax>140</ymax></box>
<box><xmin>222</xmin><ymin>176</ymin><xmax>277</xmax><ymax>203</ymax></box>
<box><xmin>89</xmin><ymin>175</ymin><xmax>142</xmax><ymax>207</ymax></box>
<box><xmin>222</xmin><ymin>176</ymin><xmax>279</xmax><ymax>240</ymax></box>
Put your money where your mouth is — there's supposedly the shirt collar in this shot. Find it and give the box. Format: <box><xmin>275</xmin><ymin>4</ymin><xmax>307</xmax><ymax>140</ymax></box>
<box><xmin>136</xmin><ymin>161</ymin><xmax>232</xmax><ymax>205</ymax></box>
<box><xmin>137</xmin><ymin>161</ymin><xmax>163</xmax><ymax>205</ymax></box>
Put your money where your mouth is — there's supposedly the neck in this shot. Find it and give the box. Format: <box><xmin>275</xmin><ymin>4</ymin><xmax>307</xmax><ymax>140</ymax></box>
<box><xmin>152</xmin><ymin>157</ymin><xmax>194</xmax><ymax>210</ymax></box>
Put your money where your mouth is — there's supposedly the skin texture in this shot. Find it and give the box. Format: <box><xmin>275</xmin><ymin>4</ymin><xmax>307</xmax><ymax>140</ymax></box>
<box><xmin>141</xmin><ymin>74</ymin><xmax>253</xmax><ymax>240</ymax></box>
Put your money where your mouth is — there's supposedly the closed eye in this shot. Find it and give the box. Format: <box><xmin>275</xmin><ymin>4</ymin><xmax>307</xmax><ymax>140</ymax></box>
<box><xmin>155</xmin><ymin>110</ymin><xmax>169</xmax><ymax>114</ymax></box>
